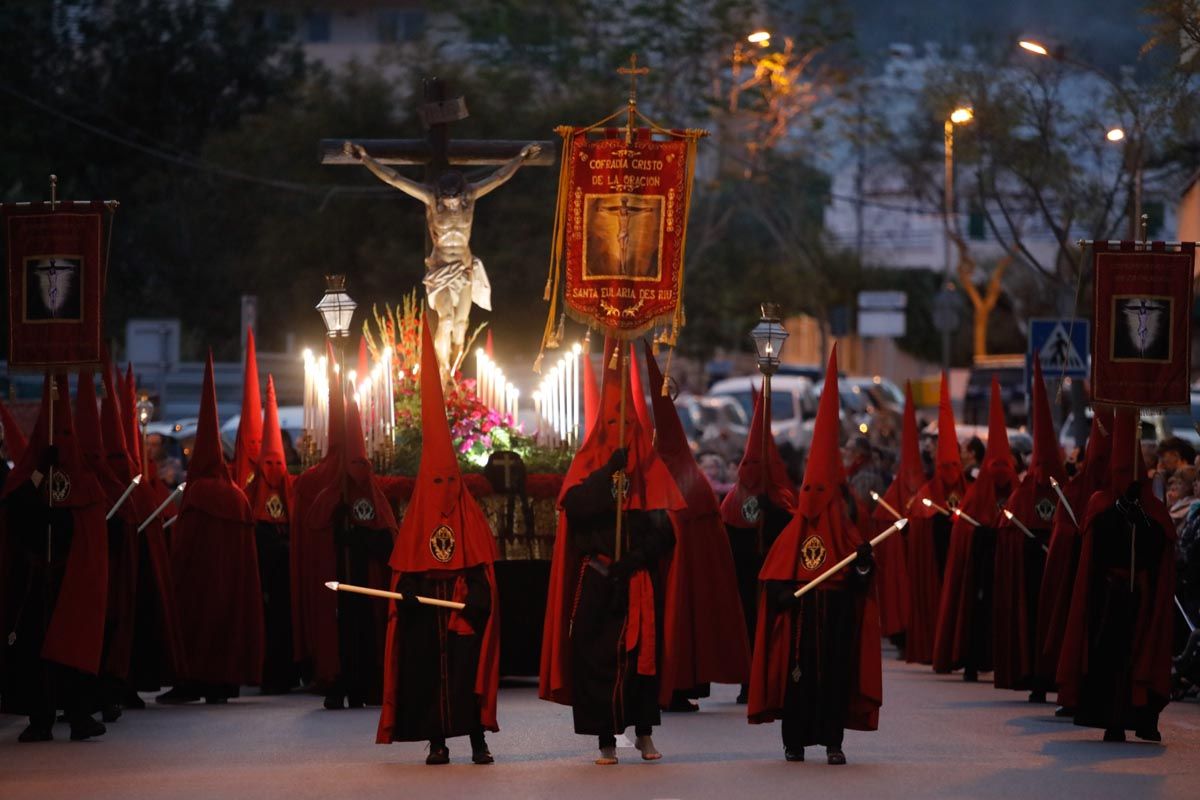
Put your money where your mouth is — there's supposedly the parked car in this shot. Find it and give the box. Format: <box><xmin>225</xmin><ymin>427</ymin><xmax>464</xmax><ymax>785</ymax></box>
<box><xmin>221</xmin><ymin>405</ymin><xmax>307</xmax><ymax>468</ymax></box>
<box><xmin>843</xmin><ymin>375</ymin><xmax>906</xmax><ymax>411</ymax></box>
<box><xmin>963</xmin><ymin>357</ymin><xmax>1028</xmax><ymax>427</ymax></box>
<box><xmin>674</xmin><ymin>393</ymin><xmax>750</xmax><ymax>462</ymax></box>
<box><xmin>708</xmin><ymin>374</ymin><xmax>817</xmax><ymax>452</ymax></box>
<box><xmin>1059</xmin><ymin>398</ymin><xmax>1200</xmax><ymax>456</ymax></box>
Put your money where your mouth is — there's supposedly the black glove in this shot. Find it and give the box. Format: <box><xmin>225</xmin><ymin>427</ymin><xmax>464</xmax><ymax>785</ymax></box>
<box><xmin>606</xmin><ymin>447</ymin><xmax>628</xmax><ymax>474</ymax></box>
<box><xmin>400</xmin><ymin>591</ymin><xmax>421</xmax><ymax>612</ymax></box>
<box><xmin>776</xmin><ymin>587</ymin><xmax>803</xmax><ymax>609</ymax></box>
<box><xmin>1115</xmin><ymin>482</ymin><xmax>1145</xmax><ymax>525</ymax></box>
<box><xmin>38</xmin><ymin>445</ymin><xmax>59</xmax><ymax>473</ymax></box>
<box><xmin>854</xmin><ymin>542</ymin><xmax>874</xmax><ymax>571</ymax></box>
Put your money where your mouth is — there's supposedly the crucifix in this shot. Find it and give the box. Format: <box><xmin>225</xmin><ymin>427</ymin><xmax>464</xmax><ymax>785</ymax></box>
<box><xmin>616</xmin><ymin>54</ymin><xmax>650</xmax><ymax>144</ymax></box>
<box><xmin>322</xmin><ymin>78</ymin><xmax>555</xmax><ymax>379</ymax></box>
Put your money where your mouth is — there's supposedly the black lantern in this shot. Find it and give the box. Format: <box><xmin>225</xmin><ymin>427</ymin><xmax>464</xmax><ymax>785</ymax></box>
<box><xmin>316</xmin><ymin>274</ymin><xmax>357</xmax><ymax>339</ymax></box>
<box><xmin>750</xmin><ymin>302</ymin><xmax>788</xmax><ymax>376</ymax></box>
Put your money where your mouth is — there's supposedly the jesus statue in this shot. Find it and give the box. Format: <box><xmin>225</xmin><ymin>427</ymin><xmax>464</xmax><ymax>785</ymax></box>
<box><xmin>344</xmin><ymin>140</ymin><xmax>542</xmax><ymax>377</ymax></box>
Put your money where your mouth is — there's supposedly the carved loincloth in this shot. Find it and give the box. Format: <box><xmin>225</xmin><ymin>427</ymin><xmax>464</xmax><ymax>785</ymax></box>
<box><xmin>423</xmin><ymin>256</ymin><xmax>492</xmax><ymax>312</ymax></box>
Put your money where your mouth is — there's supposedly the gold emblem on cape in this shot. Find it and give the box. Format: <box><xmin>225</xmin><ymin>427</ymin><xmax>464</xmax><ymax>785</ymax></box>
<box><xmin>801</xmin><ymin>534</ymin><xmax>827</xmax><ymax>571</ymax></box>
<box><xmin>352</xmin><ymin>498</ymin><xmax>375</xmax><ymax>522</ymax></box>
<box><xmin>946</xmin><ymin>492</ymin><xmax>961</xmax><ymax>511</ymax></box>
<box><xmin>610</xmin><ymin>470</ymin><xmax>629</xmax><ymax>501</ymax></box>
<box><xmin>1035</xmin><ymin>496</ymin><xmax>1057</xmax><ymax>523</ymax></box>
<box><xmin>49</xmin><ymin>471</ymin><xmax>71</xmax><ymax>503</ymax></box>
<box><xmin>741</xmin><ymin>495</ymin><xmax>761</xmax><ymax>524</ymax></box>
<box><xmin>430</xmin><ymin>524</ymin><xmax>456</xmax><ymax>563</ymax></box>
<box><xmin>265</xmin><ymin>493</ymin><xmax>284</xmax><ymax>520</ymax></box>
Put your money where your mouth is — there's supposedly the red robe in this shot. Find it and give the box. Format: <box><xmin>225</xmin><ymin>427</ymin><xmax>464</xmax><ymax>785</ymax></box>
<box><xmin>870</xmin><ymin>382</ymin><xmax>922</xmax><ymax>637</ymax></box>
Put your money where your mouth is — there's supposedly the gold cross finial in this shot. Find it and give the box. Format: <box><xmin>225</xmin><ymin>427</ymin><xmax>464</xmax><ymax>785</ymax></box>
<box><xmin>617</xmin><ymin>54</ymin><xmax>650</xmax><ymax>143</ymax></box>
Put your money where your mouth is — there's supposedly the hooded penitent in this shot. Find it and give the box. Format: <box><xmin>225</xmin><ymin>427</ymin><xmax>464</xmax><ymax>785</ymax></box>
<box><xmin>377</xmin><ymin>317</ymin><xmax>501</xmax><ymax>741</ymax></box>
<box><xmin>290</xmin><ymin>343</ymin><xmax>345</xmax><ymax>681</ymax></box>
<box><xmin>905</xmin><ymin>372</ymin><xmax>966</xmax><ymax>664</ymax></box>
<box><xmin>77</xmin><ymin>370</ymin><xmax>142</xmax><ymax>683</ymax></box>
<box><xmin>0</xmin><ymin>397</ymin><xmax>28</xmax><ymax>465</ymax></box>
<box><xmin>100</xmin><ymin>354</ymin><xmax>185</xmax><ymax>687</ymax></box>
<box><xmin>539</xmin><ymin>336</ymin><xmax>685</xmax><ymax>707</ymax></box>
<box><xmin>644</xmin><ymin>340</ymin><xmax>751</xmax><ymax>703</ymax></box>
<box><xmin>581</xmin><ymin>343</ymin><xmax>600</xmax><ymax>438</ymax></box>
<box><xmin>870</xmin><ymin>382</ymin><xmax>921</xmax><ymax>638</ymax></box>
<box><xmin>1036</xmin><ymin>407</ymin><xmax>1112</xmax><ymax>687</ymax></box>
<box><xmin>1056</xmin><ymin>407</ymin><xmax>1176</xmax><ymax>731</ymax></box>
<box><xmin>232</xmin><ymin>329</ymin><xmax>263</xmax><ymax>489</ymax></box>
<box><xmin>1</xmin><ymin>376</ymin><xmax>108</xmax><ymax>677</ymax></box>
<box><xmin>993</xmin><ymin>356</ymin><xmax>1065</xmax><ymax>691</ymax></box>
<box><xmin>170</xmin><ymin>353</ymin><xmax>264</xmax><ymax>687</ymax></box>
<box><xmin>932</xmin><ymin>377</ymin><xmax>1015</xmax><ymax>674</ymax></box>
<box><xmin>247</xmin><ymin>376</ymin><xmax>292</xmax><ymax>525</ymax></box>
<box><xmin>720</xmin><ymin>386</ymin><xmax>797</xmax><ymax>528</ymax></box>
<box><xmin>748</xmin><ymin>346</ymin><xmax>882</xmax><ymax>729</ymax></box>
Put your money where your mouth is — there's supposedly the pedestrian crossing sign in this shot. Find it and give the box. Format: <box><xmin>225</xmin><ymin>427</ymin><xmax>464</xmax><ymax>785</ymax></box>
<box><xmin>1027</xmin><ymin>318</ymin><xmax>1089</xmax><ymax>380</ymax></box>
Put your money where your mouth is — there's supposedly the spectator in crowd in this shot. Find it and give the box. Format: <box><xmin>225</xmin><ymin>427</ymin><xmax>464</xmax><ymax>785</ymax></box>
<box><xmin>697</xmin><ymin>451</ymin><xmax>735</xmax><ymax>499</ymax></box>
<box><xmin>1166</xmin><ymin>467</ymin><xmax>1197</xmax><ymax>530</ymax></box>
<box><xmin>1157</xmin><ymin>437</ymin><xmax>1196</xmax><ymax>479</ymax></box>
<box><xmin>962</xmin><ymin>436</ymin><xmax>985</xmax><ymax>481</ymax></box>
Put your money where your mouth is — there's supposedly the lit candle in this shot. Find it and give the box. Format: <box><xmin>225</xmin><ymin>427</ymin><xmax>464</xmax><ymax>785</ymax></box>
<box><xmin>571</xmin><ymin>344</ymin><xmax>581</xmax><ymax>445</ymax></box>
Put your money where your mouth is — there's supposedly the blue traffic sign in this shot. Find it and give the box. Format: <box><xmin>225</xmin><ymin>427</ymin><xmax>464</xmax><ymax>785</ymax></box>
<box><xmin>1027</xmin><ymin>318</ymin><xmax>1090</xmax><ymax>382</ymax></box>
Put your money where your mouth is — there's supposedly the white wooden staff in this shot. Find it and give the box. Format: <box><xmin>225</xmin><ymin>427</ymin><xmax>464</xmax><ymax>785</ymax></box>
<box><xmin>324</xmin><ymin>581</ymin><xmax>465</xmax><ymax>610</ymax></box>
<box><xmin>162</xmin><ymin>516</ymin><xmax>177</xmax><ymax>530</ymax></box>
<box><xmin>138</xmin><ymin>482</ymin><xmax>186</xmax><ymax>533</ymax></box>
<box><xmin>106</xmin><ymin>474</ymin><xmax>142</xmax><ymax>520</ymax></box>
<box><xmin>793</xmin><ymin>519</ymin><xmax>908</xmax><ymax>599</ymax></box>
<box><xmin>1049</xmin><ymin>477</ymin><xmax>1077</xmax><ymax>526</ymax></box>
<box><xmin>921</xmin><ymin>497</ymin><xmax>952</xmax><ymax>517</ymax></box>
<box><xmin>1001</xmin><ymin>509</ymin><xmax>1050</xmax><ymax>553</ymax></box>
<box><xmin>869</xmin><ymin>490</ymin><xmax>902</xmax><ymax>521</ymax></box>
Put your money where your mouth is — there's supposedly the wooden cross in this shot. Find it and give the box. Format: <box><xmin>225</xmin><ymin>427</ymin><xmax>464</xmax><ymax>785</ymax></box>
<box><xmin>320</xmin><ymin>77</ymin><xmax>555</xmax><ymax>182</ymax></box>
<box><xmin>491</xmin><ymin>451</ymin><xmax>522</xmax><ymax>492</ymax></box>
<box><xmin>617</xmin><ymin>54</ymin><xmax>650</xmax><ymax>144</ymax></box>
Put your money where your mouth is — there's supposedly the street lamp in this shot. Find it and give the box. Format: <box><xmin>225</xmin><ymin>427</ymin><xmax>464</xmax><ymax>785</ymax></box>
<box><xmin>943</xmin><ymin>105</ymin><xmax>974</xmax><ymax>274</ymax></box>
<box><xmin>1106</xmin><ymin>127</ymin><xmax>1126</xmax><ymax>142</ymax></box>
<box><xmin>316</xmin><ymin>274</ymin><xmax>357</xmax><ymax>340</ymax></box>
<box><xmin>749</xmin><ymin>302</ymin><xmax>787</xmax><ymax>553</ymax></box>
<box><xmin>747</xmin><ymin>30</ymin><xmax>771</xmax><ymax>46</ymax></box>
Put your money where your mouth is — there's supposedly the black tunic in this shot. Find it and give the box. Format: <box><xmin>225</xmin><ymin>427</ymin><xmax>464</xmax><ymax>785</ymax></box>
<box><xmin>563</xmin><ymin>467</ymin><xmax>675</xmax><ymax>737</ymax></box>
<box><xmin>766</xmin><ymin>567</ymin><xmax>870</xmax><ymax>750</ymax></box>
<box><xmin>0</xmin><ymin>479</ymin><xmax>91</xmax><ymax>719</ymax></box>
<box><xmin>333</xmin><ymin>517</ymin><xmax>393</xmax><ymax>704</ymax></box>
<box><xmin>386</xmin><ymin>566</ymin><xmax>490</xmax><ymax>741</ymax></box>
<box><xmin>965</xmin><ymin>524</ymin><xmax>997</xmax><ymax>674</ymax></box>
<box><xmin>255</xmin><ymin>520</ymin><xmax>297</xmax><ymax>694</ymax></box>
<box><xmin>727</xmin><ymin>499</ymin><xmax>792</xmax><ymax>653</ymax></box>
<box><xmin>1073</xmin><ymin>507</ymin><xmax>1168</xmax><ymax>733</ymax></box>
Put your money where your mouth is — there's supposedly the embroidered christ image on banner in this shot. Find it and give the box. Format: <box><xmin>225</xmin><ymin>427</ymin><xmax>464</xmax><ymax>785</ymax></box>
<box><xmin>24</xmin><ymin>255</ymin><xmax>83</xmax><ymax>322</ymax></box>
<box><xmin>1111</xmin><ymin>295</ymin><xmax>1172</xmax><ymax>362</ymax></box>
<box><xmin>582</xmin><ymin>194</ymin><xmax>663</xmax><ymax>281</ymax></box>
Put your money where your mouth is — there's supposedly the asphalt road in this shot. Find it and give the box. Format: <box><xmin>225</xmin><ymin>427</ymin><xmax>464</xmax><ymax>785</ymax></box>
<box><xmin>2</xmin><ymin>645</ymin><xmax>1197</xmax><ymax>800</ymax></box>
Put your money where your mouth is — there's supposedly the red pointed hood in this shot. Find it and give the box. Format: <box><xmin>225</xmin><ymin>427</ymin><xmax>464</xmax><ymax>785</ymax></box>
<box><xmin>936</xmin><ymin>372</ymin><xmax>963</xmax><ymax>486</ymax></box>
<box><xmin>628</xmin><ymin>343</ymin><xmax>654</xmax><ymax>436</ymax></box>
<box><xmin>1027</xmin><ymin>356</ymin><xmax>1066</xmax><ymax>486</ymax></box>
<box><xmin>980</xmin><ymin>376</ymin><xmax>1017</xmax><ymax>487</ymax></box>
<box><xmin>874</xmin><ymin>382</ymin><xmax>925</xmax><ymax>522</ymax></box>
<box><xmin>0</xmin><ymin>395</ymin><xmax>28</xmax><ymax>465</ymax></box>
<box><xmin>232</xmin><ymin>328</ymin><xmax>263</xmax><ymax>488</ymax></box>
<box><xmin>74</xmin><ymin>370</ymin><xmax>124</xmax><ymax>498</ymax></box>
<box><xmin>560</xmin><ymin>336</ymin><xmax>684</xmax><ymax>512</ymax></box>
<box><xmin>5</xmin><ymin>375</ymin><xmax>105</xmax><ymax>507</ymax></box>
<box><xmin>99</xmin><ymin>355</ymin><xmax>136</xmax><ymax>485</ymax></box>
<box><xmin>645</xmin><ymin>340</ymin><xmax>720</xmax><ymax>518</ymax></box>
<box><xmin>188</xmin><ymin>353</ymin><xmax>230</xmax><ymax>482</ymax></box>
<box><xmin>797</xmin><ymin>346</ymin><xmax>847</xmax><ymax>521</ymax></box>
<box><xmin>356</xmin><ymin>336</ymin><xmax>370</xmax><ymax>386</ymax></box>
<box><xmin>248</xmin><ymin>375</ymin><xmax>291</xmax><ymax>523</ymax></box>
<box><xmin>720</xmin><ymin>375</ymin><xmax>797</xmax><ymax>526</ymax></box>
<box><xmin>582</xmin><ymin>343</ymin><xmax>600</xmax><ymax>437</ymax></box>
<box><xmin>341</xmin><ymin>391</ymin><xmax>397</xmax><ymax>531</ymax></box>
<box><xmin>1109</xmin><ymin>407</ymin><xmax>1142</xmax><ymax>490</ymax></box>
<box><xmin>124</xmin><ymin>364</ymin><xmax>142</xmax><ymax>469</ymax></box>
<box><xmin>1078</xmin><ymin>408</ymin><xmax>1114</xmax><ymax>494</ymax></box>
<box><xmin>391</xmin><ymin>317</ymin><xmax>494</xmax><ymax>571</ymax></box>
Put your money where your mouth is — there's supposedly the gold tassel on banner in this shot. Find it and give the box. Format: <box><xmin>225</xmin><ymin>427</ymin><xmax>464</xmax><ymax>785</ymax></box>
<box><xmin>661</xmin><ymin>347</ymin><xmax>674</xmax><ymax>397</ymax></box>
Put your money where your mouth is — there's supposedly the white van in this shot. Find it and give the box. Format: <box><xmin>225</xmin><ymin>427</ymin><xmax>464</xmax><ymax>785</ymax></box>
<box><xmin>708</xmin><ymin>375</ymin><xmax>818</xmax><ymax>452</ymax></box>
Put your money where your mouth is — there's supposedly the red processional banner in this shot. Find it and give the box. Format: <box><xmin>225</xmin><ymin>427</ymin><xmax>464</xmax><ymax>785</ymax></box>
<box><xmin>1091</xmin><ymin>241</ymin><xmax>1195</xmax><ymax>408</ymax></box>
<box><xmin>3</xmin><ymin>202</ymin><xmax>109</xmax><ymax>370</ymax></box>
<box><xmin>542</xmin><ymin>127</ymin><xmax>700</xmax><ymax>350</ymax></box>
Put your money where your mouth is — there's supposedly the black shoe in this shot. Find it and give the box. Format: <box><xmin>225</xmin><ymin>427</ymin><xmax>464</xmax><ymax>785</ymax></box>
<box><xmin>426</xmin><ymin>745</ymin><xmax>450</xmax><ymax>765</ymax></box>
<box><xmin>735</xmin><ymin>684</ymin><xmax>748</xmax><ymax>705</ymax></box>
<box><xmin>18</xmin><ymin>722</ymin><xmax>53</xmax><ymax>743</ymax></box>
<box><xmin>69</xmin><ymin>716</ymin><xmax>107</xmax><ymax>741</ymax></box>
<box><xmin>323</xmin><ymin>693</ymin><xmax>344</xmax><ymax>710</ymax></box>
<box><xmin>963</xmin><ymin>668</ymin><xmax>978</xmax><ymax>683</ymax></box>
<box><xmin>1054</xmin><ymin>706</ymin><xmax>1073</xmax><ymax>718</ymax></box>
<box><xmin>826</xmin><ymin>748</ymin><xmax>846</xmax><ymax>765</ymax></box>
<box><xmin>101</xmin><ymin>704</ymin><xmax>123</xmax><ymax>723</ymax></box>
<box><xmin>1135</xmin><ymin>728</ymin><xmax>1162</xmax><ymax>742</ymax></box>
<box><xmin>1028</xmin><ymin>690</ymin><xmax>1047</xmax><ymax>704</ymax></box>
<box><xmin>204</xmin><ymin>695</ymin><xmax>228</xmax><ymax>705</ymax></box>
<box><xmin>667</xmin><ymin>697</ymin><xmax>700</xmax><ymax>712</ymax></box>
<box><xmin>156</xmin><ymin>687</ymin><xmax>201</xmax><ymax>705</ymax></box>
<box><xmin>472</xmin><ymin>746</ymin><xmax>495</xmax><ymax>764</ymax></box>
<box><xmin>346</xmin><ymin>695</ymin><xmax>365</xmax><ymax>709</ymax></box>
<box><xmin>1103</xmin><ymin>728</ymin><xmax>1126</xmax><ymax>743</ymax></box>
<box><xmin>784</xmin><ymin>747</ymin><xmax>804</xmax><ymax>762</ymax></box>
<box><xmin>122</xmin><ymin>691</ymin><xmax>146</xmax><ymax>710</ymax></box>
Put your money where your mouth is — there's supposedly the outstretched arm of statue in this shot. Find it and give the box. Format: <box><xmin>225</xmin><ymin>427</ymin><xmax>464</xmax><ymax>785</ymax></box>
<box><xmin>343</xmin><ymin>141</ymin><xmax>434</xmax><ymax>205</ymax></box>
<box><xmin>469</xmin><ymin>143</ymin><xmax>541</xmax><ymax>199</ymax></box>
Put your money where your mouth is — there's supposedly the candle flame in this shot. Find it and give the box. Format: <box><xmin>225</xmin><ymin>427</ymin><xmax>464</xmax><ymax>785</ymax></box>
<box><xmin>324</xmin><ymin>581</ymin><xmax>339</xmax><ymax>590</ymax></box>
<box><xmin>1003</xmin><ymin>509</ymin><xmax>1014</xmax><ymax>520</ymax></box>
<box><xmin>133</xmin><ymin>474</ymin><xmax>143</xmax><ymax>484</ymax></box>
<box><xmin>922</xmin><ymin>498</ymin><xmax>933</xmax><ymax>507</ymax></box>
